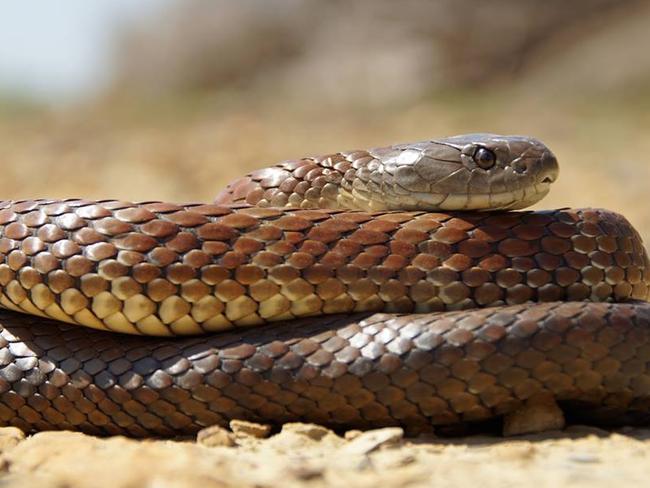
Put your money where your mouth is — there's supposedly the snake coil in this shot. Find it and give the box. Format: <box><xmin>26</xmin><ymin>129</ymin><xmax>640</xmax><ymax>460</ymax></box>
<box><xmin>0</xmin><ymin>134</ymin><xmax>647</xmax><ymax>437</ymax></box>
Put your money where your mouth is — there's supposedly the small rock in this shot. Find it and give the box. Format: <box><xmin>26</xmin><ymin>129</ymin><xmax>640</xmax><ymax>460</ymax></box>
<box><xmin>503</xmin><ymin>399</ymin><xmax>565</xmax><ymax>436</ymax></box>
<box><xmin>492</xmin><ymin>443</ymin><xmax>538</xmax><ymax>461</ymax></box>
<box><xmin>375</xmin><ymin>452</ymin><xmax>417</xmax><ymax>468</ymax></box>
<box><xmin>340</xmin><ymin>428</ymin><xmax>404</xmax><ymax>455</ymax></box>
<box><xmin>229</xmin><ymin>420</ymin><xmax>271</xmax><ymax>439</ymax></box>
<box><xmin>290</xmin><ymin>465</ymin><xmax>324</xmax><ymax>480</ymax></box>
<box><xmin>568</xmin><ymin>452</ymin><xmax>601</xmax><ymax>464</ymax></box>
<box><xmin>280</xmin><ymin>423</ymin><xmax>333</xmax><ymax>440</ymax></box>
<box><xmin>344</xmin><ymin>430</ymin><xmax>363</xmax><ymax>441</ymax></box>
<box><xmin>196</xmin><ymin>425</ymin><xmax>235</xmax><ymax>447</ymax></box>
<box><xmin>351</xmin><ymin>456</ymin><xmax>374</xmax><ymax>471</ymax></box>
<box><xmin>0</xmin><ymin>427</ymin><xmax>25</xmax><ymax>450</ymax></box>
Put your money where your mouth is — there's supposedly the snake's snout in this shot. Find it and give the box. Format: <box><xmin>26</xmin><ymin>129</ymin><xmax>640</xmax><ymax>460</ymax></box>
<box><xmin>535</xmin><ymin>151</ymin><xmax>560</xmax><ymax>188</ymax></box>
<box><xmin>516</xmin><ymin>149</ymin><xmax>559</xmax><ymax>186</ymax></box>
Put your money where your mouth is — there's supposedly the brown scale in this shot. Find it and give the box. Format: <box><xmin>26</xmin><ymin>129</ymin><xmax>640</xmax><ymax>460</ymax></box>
<box><xmin>0</xmin><ymin>143</ymin><xmax>647</xmax><ymax>434</ymax></box>
<box><xmin>0</xmin><ymin>200</ymin><xmax>647</xmax><ymax>337</ymax></box>
<box><xmin>214</xmin><ymin>152</ymin><xmax>370</xmax><ymax>209</ymax></box>
<box><xmin>1</xmin><ymin>302</ymin><xmax>650</xmax><ymax>436</ymax></box>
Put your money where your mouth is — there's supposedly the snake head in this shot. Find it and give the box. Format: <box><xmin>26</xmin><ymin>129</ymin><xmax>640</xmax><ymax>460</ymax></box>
<box><xmin>216</xmin><ymin>133</ymin><xmax>559</xmax><ymax>212</ymax></box>
<box><xmin>367</xmin><ymin>133</ymin><xmax>559</xmax><ymax>211</ymax></box>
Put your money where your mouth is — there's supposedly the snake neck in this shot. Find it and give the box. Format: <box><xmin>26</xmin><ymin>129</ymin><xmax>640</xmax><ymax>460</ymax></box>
<box><xmin>214</xmin><ymin>152</ymin><xmax>372</xmax><ymax>210</ymax></box>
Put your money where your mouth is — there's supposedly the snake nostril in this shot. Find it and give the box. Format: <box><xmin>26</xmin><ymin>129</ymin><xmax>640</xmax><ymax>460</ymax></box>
<box><xmin>513</xmin><ymin>161</ymin><xmax>528</xmax><ymax>174</ymax></box>
<box><xmin>538</xmin><ymin>153</ymin><xmax>559</xmax><ymax>185</ymax></box>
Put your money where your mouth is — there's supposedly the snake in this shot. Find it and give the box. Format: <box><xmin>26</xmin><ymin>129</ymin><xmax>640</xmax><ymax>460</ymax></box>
<box><xmin>0</xmin><ymin>133</ymin><xmax>649</xmax><ymax>437</ymax></box>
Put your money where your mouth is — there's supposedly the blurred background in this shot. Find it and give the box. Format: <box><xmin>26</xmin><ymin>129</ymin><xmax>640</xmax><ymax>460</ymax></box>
<box><xmin>1</xmin><ymin>0</ymin><xmax>650</xmax><ymax>241</ymax></box>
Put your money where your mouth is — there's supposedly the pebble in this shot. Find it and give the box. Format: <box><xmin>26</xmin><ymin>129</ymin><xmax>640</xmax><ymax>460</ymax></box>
<box><xmin>196</xmin><ymin>425</ymin><xmax>236</xmax><ymax>447</ymax></box>
<box><xmin>290</xmin><ymin>465</ymin><xmax>324</xmax><ymax>480</ymax></box>
<box><xmin>345</xmin><ymin>430</ymin><xmax>363</xmax><ymax>440</ymax></box>
<box><xmin>340</xmin><ymin>428</ymin><xmax>404</xmax><ymax>455</ymax></box>
<box><xmin>0</xmin><ymin>427</ymin><xmax>25</xmax><ymax>450</ymax></box>
<box><xmin>230</xmin><ymin>420</ymin><xmax>272</xmax><ymax>439</ymax></box>
<box><xmin>568</xmin><ymin>453</ymin><xmax>601</xmax><ymax>464</ymax></box>
<box><xmin>280</xmin><ymin>423</ymin><xmax>333</xmax><ymax>440</ymax></box>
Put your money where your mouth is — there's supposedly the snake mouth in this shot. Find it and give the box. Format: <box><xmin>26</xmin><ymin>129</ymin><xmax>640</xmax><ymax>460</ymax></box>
<box><xmin>376</xmin><ymin>184</ymin><xmax>551</xmax><ymax>211</ymax></box>
<box><xmin>541</xmin><ymin>176</ymin><xmax>555</xmax><ymax>184</ymax></box>
<box><xmin>353</xmin><ymin>178</ymin><xmax>553</xmax><ymax>211</ymax></box>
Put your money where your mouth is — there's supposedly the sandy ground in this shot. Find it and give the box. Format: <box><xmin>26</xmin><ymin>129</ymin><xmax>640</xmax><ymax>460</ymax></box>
<box><xmin>0</xmin><ymin>422</ymin><xmax>649</xmax><ymax>487</ymax></box>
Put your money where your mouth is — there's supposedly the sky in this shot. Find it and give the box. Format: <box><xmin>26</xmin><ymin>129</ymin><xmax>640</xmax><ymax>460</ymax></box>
<box><xmin>0</xmin><ymin>0</ymin><xmax>173</xmax><ymax>102</ymax></box>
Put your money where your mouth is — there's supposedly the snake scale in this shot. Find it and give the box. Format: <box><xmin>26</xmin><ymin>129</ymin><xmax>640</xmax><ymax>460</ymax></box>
<box><xmin>0</xmin><ymin>134</ymin><xmax>649</xmax><ymax>437</ymax></box>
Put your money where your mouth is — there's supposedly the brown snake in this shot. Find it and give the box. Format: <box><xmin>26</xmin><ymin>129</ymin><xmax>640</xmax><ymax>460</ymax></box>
<box><xmin>0</xmin><ymin>134</ymin><xmax>649</xmax><ymax>437</ymax></box>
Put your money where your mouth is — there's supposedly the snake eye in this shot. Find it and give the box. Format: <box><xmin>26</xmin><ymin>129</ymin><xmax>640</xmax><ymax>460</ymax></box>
<box><xmin>473</xmin><ymin>147</ymin><xmax>496</xmax><ymax>169</ymax></box>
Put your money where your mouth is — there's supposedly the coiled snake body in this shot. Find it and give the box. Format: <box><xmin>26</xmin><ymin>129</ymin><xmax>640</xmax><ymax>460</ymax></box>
<box><xmin>0</xmin><ymin>134</ymin><xmax>649</xmax><ymax>436</ymax></box>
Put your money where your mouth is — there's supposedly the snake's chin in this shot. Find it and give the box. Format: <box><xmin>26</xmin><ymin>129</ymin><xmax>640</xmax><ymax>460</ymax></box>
<box><xmin>507</xmin><ymin>184</ymin><xmax>553</xmax><ymax>210</ymax></box>
<box><xmin>340</xmin><ymin>177</ymin><xmax>553</xmax><ymax>212</ymax></box>
<box><xmin>386</xmin><ymin>185</ymin><xmax>552</xmax><ymax>212</ymax></box>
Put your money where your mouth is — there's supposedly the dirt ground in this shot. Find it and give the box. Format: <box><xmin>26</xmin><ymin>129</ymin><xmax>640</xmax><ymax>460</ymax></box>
<box><xmin>0</xmin><ymin>422</ymin><xmax>649</xmax><ymax>487</ymax></box>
